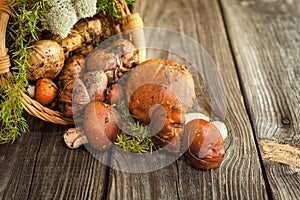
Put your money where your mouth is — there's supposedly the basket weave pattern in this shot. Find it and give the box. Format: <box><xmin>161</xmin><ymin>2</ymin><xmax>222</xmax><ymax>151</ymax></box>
<box><xmin>0</xmin><ymin>0</ymin><xmax>144</xmax><ymax>125</ymax></box>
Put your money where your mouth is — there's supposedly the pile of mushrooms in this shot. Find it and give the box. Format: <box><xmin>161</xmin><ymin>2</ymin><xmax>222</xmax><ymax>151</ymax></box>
<box><xmin>63</xmin><ymin>54</ymin><xmax>227</xmax><ymax>170</ymax></box>
<box><xmin>25</xmin><ymin>16</ymin><xmax>118</xmax><ymax>111</ymax></box>
<box><xmin>25</xmin><ymin>14</ymin><xmax>227</xmax><ymax>170</ymax></box>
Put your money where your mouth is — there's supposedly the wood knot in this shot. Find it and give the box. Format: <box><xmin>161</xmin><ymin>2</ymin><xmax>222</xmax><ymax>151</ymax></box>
<box><xmin>259</xmin><ymin>140</ymin><xmax>300</xmax><ymax>172</ymax></box>
<box><xmin>282</xmin><ymin>118</ymin><xmax>290</xmax><ymax>125</ymax></box>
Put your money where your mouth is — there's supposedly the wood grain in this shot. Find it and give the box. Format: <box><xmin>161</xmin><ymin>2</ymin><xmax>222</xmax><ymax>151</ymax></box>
<box><xmin>221</xmin><ymin>0</ymin><xmax>300</xmax><ymax>199</ymax></box>
<box><xmin>1</xmin><ymin>0</ymin><xmax>298</xmax><ymax>199</ymax></box>
<box><xmin>107</xmin><ymin>0</ymin><xmax>268</xmax><ymax>199</ymax></box>
<box><xmin>27</xmin><ymin>124</ymin><xmax>109</xmax><ymax>199</ymax></box>
<box><xmin>0</xmin><ymin>115</ymin><xmax>43</xmax><ymax>200</ymax></box>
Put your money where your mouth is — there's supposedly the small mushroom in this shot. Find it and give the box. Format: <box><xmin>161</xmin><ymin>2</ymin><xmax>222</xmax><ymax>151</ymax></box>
<box><xmin>63</xmin><ymin>127</ymin><xmax>88</xmax><ymax>149</ymax></box>
<box><xmin>83</xmin><ymin>102</ymin><xmax>119</xmax><ymax>151</ymax></box>
<box><xmin>58</xmin><ymin>54</ymin><xmax>85</xmax><ymax>87</ymax></box>
<box><xmin>61</xmin><ymin>30</ymin><xmax>83</xmax><ymax>56</ymax></box>
<box><xmin>85</xmin><ymin>39</ymin><xmax>138</xmax><ymax>84</ymax></box>
<box><xmin>183</xmin><ymin>119</ymin><xmax>225</xmax><ymax>170</ymax></box>
<box><xmin>35</xmin><ymin>78</ymin><xmax>58</xmax><ymax>105</ymax></box>
<box><xmin>83</xmin><ymin>70</ymin><xmax>108</xmax><ymax>101</ymax></box>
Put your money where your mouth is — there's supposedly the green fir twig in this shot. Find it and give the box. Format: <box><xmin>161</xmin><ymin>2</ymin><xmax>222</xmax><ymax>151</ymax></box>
<box><xmin>114</xmin><ymin>101</ymin><xmax>158</xmax><ymax>153</ymax></box>
<box><xmin>97</xmin><ymin>0</ymin><xmax>135</xmax><ymax>19</ymax></box>
<box><xmin>0</xmin><ymin>0</ymin><xmax>48</xmax><ymax>144</ymax></box>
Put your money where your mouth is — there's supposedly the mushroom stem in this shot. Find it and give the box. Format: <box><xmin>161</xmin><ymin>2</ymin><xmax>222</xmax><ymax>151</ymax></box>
<box><xmin>63</xmin><ymin>127</ymin><xmax>88</xmax><ymax>149</ymax></box>
<box><xmin>211</xmin><ymin>121</ymin><xmax>228</xmax><ymax>141</ymax></box>
<box><xmin>184</xmin><ymin>112</ymin><xmax>210</xmax><ymax>124</ymax></box>
<box><xmin>27</xmin><ymin>85</ymin><xmax>35</xmax><ymax>98</ymax></box>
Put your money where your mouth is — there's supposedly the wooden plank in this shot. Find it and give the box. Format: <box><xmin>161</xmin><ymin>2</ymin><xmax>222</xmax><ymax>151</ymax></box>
<box><xmin>107</xmin><ymin>0</ymin><xmax>268</xmax><ymax>199</ymax></box>
<box><xmin>108</xmin><ymin>154</ymin><xmax>180</xmax><ymax>199</ymax></box>
<box><xmin>0</xmin><ymin>114</ymin><xmax>43</xmax><ymax>200</ymax></box>
<box><xmin>27</xmin><ymin>123</ymin><xmax>109</xmax><ymax>199</ymax></box>
<box><xmin>221</xmin><ymin>0</ymin><xmax>300</xmax><ymax>199</ymax></box>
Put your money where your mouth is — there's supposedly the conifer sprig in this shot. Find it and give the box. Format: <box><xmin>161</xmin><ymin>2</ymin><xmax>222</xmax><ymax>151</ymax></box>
<box><xmin>0</xmin><ymin>0</ymin><xmax>47</xmax><ymax>144</ymax></box>
<box><xmin>114</xmin><ymin>101</ymin><xmax>158</xmax><ymax>153</ymax></box>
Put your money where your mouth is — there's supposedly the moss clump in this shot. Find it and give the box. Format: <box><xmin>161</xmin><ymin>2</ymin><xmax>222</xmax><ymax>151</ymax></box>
<box><xmin>72</xmin><ymin>0</ymin><xmax>97</xmax><ymax>19</ymax></box>
<box><xmin>42</xmin><ymin>0</ymin><xmax>97</xmax><ymax>38</ymax></box>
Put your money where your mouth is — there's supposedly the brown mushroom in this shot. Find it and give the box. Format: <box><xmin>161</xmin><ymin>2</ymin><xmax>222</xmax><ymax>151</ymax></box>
<box><xmin>83</xmin><ymin>102</ymin><xmax>119</xmax><ymax>151</ymax></box>
<box><xmin>74</xmin><ymin>18</ymin><xmax>102</xmax><ymax>38</ymax></box>
<box><xmin>83</xmin><ymin>70</ymin><xmax>108</xmax><ymax>101</ymax></box>
<box><xmin>126</xmin><ymin>59</ymin><xmax>196</xmax><ymax>115</ymax></box>
<box><xmin>61</xmin><ymin>30</ymin><xmax>83</xmax><ymax>56</ymax></box>
<box><xmin>150</xmin><ymin>104</ymin><xmax>185</xmax><ymax>152</ymax></box>
<box><xmin>125</xmin><ymin>59</ymin><xmax>196</xmax><ymax>152</ymax></box>
<box><xmin>85</xmin><ymin>39</ymin><xmax>138</xmax><ymax>84</ymax></box>
<box><xmin>183</xmin><ymin>119</ymin><xmax>225</xmax><ymax>170</ymax></box>
<box><xmin>129</xmin><ymin>83</ymin><xmax>182</xmax><ymax>124</ymax></box>
<box><xmin>85</xmin><ymin>50</ymin><xmax>117</xmax><ymax>73</ymax></box>
<box><xmin>58</xmin><ymin>54</ymin><xmax>85</xmax><ymax>87</ymax></box>
<box><xmin>27</xmin><ymin>40</ymin><xmax>65</xmax><ymax>81</ymax></box>
<box><xmin>57</xmin><ymin>54</ymin><xmax>86</xmax><ymax>117</ymax></box>
<box><xmin>58</xmin><ymin>78</ymin><xmax>90</xmax><ymax>117</ymax></box>
<box><xmin>35</xmin><ymin>78</ymin><xmax>58</xmax><ymax>105</ymax></box>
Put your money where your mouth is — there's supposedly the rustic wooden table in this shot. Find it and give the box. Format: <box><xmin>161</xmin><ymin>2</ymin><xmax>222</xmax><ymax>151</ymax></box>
<box><xmin>1</xmin><ymin>0</ymin><xmax>299</xmax><ymax>199</ymax></box>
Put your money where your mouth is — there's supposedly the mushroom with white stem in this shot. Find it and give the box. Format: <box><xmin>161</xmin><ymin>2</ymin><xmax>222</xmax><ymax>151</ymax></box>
<box><xmin>211</xmin><ymin>121</ymin><xmax>228</xmax><ymax>141</ymax></box>
<box><xmin>183</xmin><ymin>119</ymin><xmax>225</xmax><ymax>170</ymax></box>
<box><xmin>63</xmin><ymin>127</ymin><xmax>88</xmax><ymax>149</ymax></box>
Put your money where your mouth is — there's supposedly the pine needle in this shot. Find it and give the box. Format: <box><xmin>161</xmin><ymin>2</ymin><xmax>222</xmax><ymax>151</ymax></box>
<box><xmin>0</xmin><ymin>0</ymin><xmax>48</xmax><ymax>144</ymax></box>
<box><xmin>114</xmin><ymin>101</ymin><xmax>158</xmax><ymax>153</ymax></box>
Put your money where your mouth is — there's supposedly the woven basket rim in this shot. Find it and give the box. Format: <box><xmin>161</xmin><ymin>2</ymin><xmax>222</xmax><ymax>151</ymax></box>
<box><xmin>0</xmin><ymin>1</ymin><xmax>145</xmax><ymax>125</ymax></box>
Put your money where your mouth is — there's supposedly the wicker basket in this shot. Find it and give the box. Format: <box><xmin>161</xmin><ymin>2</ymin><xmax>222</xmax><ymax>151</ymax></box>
<box><xmin>0</xmin><ymin>0</ymin><xmax>145</xmax><ymax>125</ymax></box>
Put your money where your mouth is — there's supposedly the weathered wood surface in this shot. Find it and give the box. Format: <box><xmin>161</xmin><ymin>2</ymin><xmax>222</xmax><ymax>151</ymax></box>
<box><xmin>108</xmin><ymin>0</ymin><xmax>267</xmax><ymax>199</ymax></box>
<box><xmin>27</xmin><ymin>125</ymin><xmax>109</xmax><ymax>200</ymax></box>
<box><xmin>221</xmin><ymin>0</ymin><xmax>300</xmax><ymax>199</ymax></box>
<box><xmin>0</xmin><ymin>0</ymin><xmax>299</xmax><ymax>199</ymax></box>
<box><xmin>0</xmin><ymin>114</ymin><xmax>109</xmax><ymax>200</ymax></box>
<box><xmin>0</xmin><ymin>115</ymin><xmax>42</xmax><ymax>200</ymax></box>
